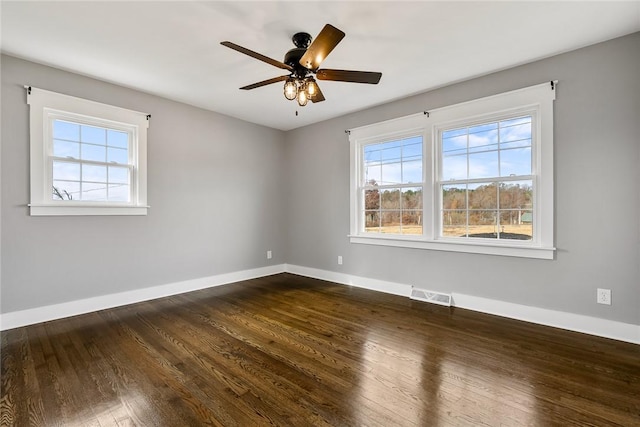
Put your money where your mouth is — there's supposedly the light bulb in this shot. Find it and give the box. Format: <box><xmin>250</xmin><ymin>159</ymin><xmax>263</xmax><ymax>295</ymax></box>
<box><xmin>306</xmin><ymin>78</ymin><xmax>318</xmax><ymax>98</ymax></box>
<box><xmin>283</xmin><ymin>78</ymin><xmax>297</xmax><ymax>101</ymax></box>
<box><xmin>297</xmin><ymin>86</ymin><xmax>308</xmax><ymax>106</ymax></box>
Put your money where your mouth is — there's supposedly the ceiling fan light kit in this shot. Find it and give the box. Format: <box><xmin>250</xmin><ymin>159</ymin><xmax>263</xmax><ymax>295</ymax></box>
<box><xmin>284</xmin><ymin>77</ymin><xmax>321</xmax><ymax>106</ymax></box>
<box><xmin>221</xmin><ymin>24</ymin><xmax>382</xmax><ymax>107</ymax></box>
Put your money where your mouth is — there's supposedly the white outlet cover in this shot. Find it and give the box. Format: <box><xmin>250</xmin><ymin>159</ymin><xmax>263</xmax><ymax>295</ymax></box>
<box><xmin>597</xmin><ymin>288</ymin><xmax>611</xmax><ymax>305</ymax></box>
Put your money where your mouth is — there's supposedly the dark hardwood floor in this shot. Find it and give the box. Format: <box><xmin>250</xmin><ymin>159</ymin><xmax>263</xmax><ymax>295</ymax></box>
<box><xmin>1</xmin><ymin>273</ymin><xmax>639</xmax><ymax>426</ymax></box>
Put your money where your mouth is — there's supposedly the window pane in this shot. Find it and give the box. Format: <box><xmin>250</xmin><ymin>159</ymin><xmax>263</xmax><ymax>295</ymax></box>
<box><xmin>364</xmin><ymin>145</ymin><xmax>381</xmax><ymax>162</ymax></box>
<box><xmin>381</xmin><ymin>211</ymin><xmax>401</xmax><ymax>234</ymax></box>
<box><xmin>402</xmin><ymin>188</ymin><xmax>422</xmax><ymax>209</ymax></box>
<box><xmin>442</xmin><ymin>153</ymin><xmax>467</xmax><ymax>181</ymax></box>
<box><xmin>107</xmin><ymin>147</ymin><xmax>128</xmax><ymax>164</ymax></box>
<box><xmin>403</xmin><ymin>139</ymin><xmax>422</xmax><ymax>161</ymax></box>
<box><xmin>52</xmin><ymin>181</ymin><xmax>79</xmax><ymax>200</ymax></box>
<box><xmin>381</xmin><ymin>189</ymin><xmax>400</xmax><ymax>209</ymax></box>
<box><xmin>468</xmin><ymin>210</ymin><xmax>498</xmax><ymax>237</ymax></box>
<box><xmin>442</xmin><ymin>184</ymin><xmax>466</xmax><ymax>210</ymax></box>
<box><xmin>500</xmin><ymin>147</ymin><xmax>531</xmax><ymax>176</ymax></box>
<box><xmin>401</xmin><ymin>210</ymin><xmax>422</xmax><ymax>235</ymax></box>
<box><xmin>364</xmin><ymin>188</ymin><xmax>380</xmax><ymax>210</ymax></box>
<box><xmin>364</xmin><ymin>211</ymin><xmax>380</xmax><ymax>231</ymax></box>
<box><xmin>469</xmin><ymin>151</ymin><xmax>498</xmax><ymax>179</ymax></box>
<box><xmin>380</xmin><ymin>162</ymin><xmax>401</xmax><ymax>185</ymax></box>
<box><xmin>53</xmin><ymin>120</ymin><xmax>79</xmax><ymax>141</ymax></box>
<box><xmin>363</xmin><ymin>142</ymin><xmax>381</xmax><ymax>185</ymax></box>
<box><xmin>380</xmin><ymin>145</ymin><xmax>401</xmax><ymax>164</ymax></box>
<box><xmin>364</xmin><ymin>164</ymin><xmax>381</xmax><ymax>186</ymax></box>
<box><xmin>81</xmin><ymin>125</ymin><xmax>106</xmax><ymax>144</ymax></box>
<box><xmin>402</xmin><ymin>160</ymin><xmax>422</xmax><ymax>184</ymax></box>
<box><xmin>500</xmin><ymin>117</ymin><xmax>531</xmax><ymax>144</ymax></box>
<box><xmin>107</xmin><ymin>130</ymin><xmax>128</xmax><ymax>148</ymax></box>
<box><xmin>499</xmin><ymin>210</ymin><xmax>533</xmax><ymax>240</ymax></box>
<box><xmin>81</xmin><ymin>182</ymin><xmax>107</xmax><ymax>201</ymax></box>
<box><xmin>499</xmin><ymin>181</ymin><xmax>533</xmax><ymax>209</ymax></box>
<box><xmin>108</xmin><ymin>166</ymin><xmax>129</xmax><ymax>184</ymax></box>
<box><xmin>53</xmin><ymin>140</ymin><xmax>79</xmax><ymax>158</ymax></box>
<box><xmin>442</xmin><ymin>210</ymin><xmax>467</xmax><ymax>237</ymax></box>
<box><xmin>442</xmin><ymin>133</ymin><xmax>466</xmax><ymax>154</ymax></box>
<box><xmin>53</xmin><ymin>161</ymin><xmax>80</xmax><ymax>181</ymax></box>
<box><xmin>468</xmin><ymin>128</ymin><xmax>498</xmax><ymax>154</ymax></box>
<box><xmin>468</xmin><ymin>183</ymin><xmax>497</xmax><ymax>210</ymax></box>
<box><xmin>108</xmin><ymin>183</ymin><xmax>130</xmax><ymax>202</ymax></box>
<box><xmin>81</xmin><ymin>143</ymin><xmax>106</xmax><ymax>162</ymax></box>
<box><xmin>82</xmin><ymin>164</ymin><xmax>107</xmax><ymax>182</ymax></box>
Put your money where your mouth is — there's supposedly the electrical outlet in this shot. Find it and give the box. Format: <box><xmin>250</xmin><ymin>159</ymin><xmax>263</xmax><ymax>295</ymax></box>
<box><xmin>267</xmin><ymin>250</ymin><xmax>272</xmax><ymax>260</ymax></box>
<box><xmin>337</xmin><ymin>255</ymin><xmax>343</xmax><ymax>265</ymax></box>
<box><xmin>597</xmin><ymin>288</ymin><xmax>611</xmax><ymax>305</ymax></box>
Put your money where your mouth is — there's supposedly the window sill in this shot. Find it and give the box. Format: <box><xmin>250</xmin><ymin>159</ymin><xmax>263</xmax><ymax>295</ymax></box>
<box><xmin>349</xmin><ymin>234</ymin><xmax>555</xmax><ymax>260</ymax></box>
<box><xmin>29</xmin><ymin>204</ymin><xmax>149</xmax><ymax>216</ymax></box>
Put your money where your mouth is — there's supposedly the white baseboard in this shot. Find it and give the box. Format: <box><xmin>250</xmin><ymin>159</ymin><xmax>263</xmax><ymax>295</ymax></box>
<box><xmin>284</xmin><ymin>264</ymin><xmax>640</xmax><ymax>345</ymax></box>
<box><xmin>284</xmin><ymin>264</ymin><xmax>412</xmax><ymax>297</ymax></box>
<box><xmin>0</xmin><ymin>264</ymin><xmax>286</xmax><ymax>331</ymax></box>
<box><xmin>2</xmin><ymin>263</ymin><xmax>638</xmax><ymax>345</ymax></box>
<box><xmin>452</xmin><ymin>293</ymin><xmax>640</xmax><ymax>345</ymax></box>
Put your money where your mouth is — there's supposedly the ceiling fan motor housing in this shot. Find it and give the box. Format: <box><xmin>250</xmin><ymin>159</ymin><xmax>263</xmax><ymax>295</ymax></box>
<box><xmin>284</xmin><ymin>47</ymin><xmax>311</xmax><ymax>78</ymax></box>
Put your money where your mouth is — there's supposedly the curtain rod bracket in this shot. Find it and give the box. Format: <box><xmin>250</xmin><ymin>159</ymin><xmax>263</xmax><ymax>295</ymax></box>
<box><xmin>550</xmin><ymin>81</ymin><xmax>555</xmax><ymax>90</ymax></box>
<box><xmin>424</xmin><ymin>111</ymin><xmax>429</xmax><ymax>117</ymax></box>
<box><xmin>345</xmin><ymin>130</ymin><xmax>351</xmax><ymax>135</ymax></box>
<box><xmin>146</xmin><ymin>114</ymin><xmax>151</xmax><ymax>121</ymax></box>
<box><xmin>27</xmin><ymin>86</ymin><xmax>32</xmax><ymax>95</ymax></box>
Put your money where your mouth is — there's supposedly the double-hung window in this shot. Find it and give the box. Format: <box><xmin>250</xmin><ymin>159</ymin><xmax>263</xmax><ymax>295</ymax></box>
<box><xmin>349</xmin><ymin>82</ymin><xmax>556</xmax><ymax>259</ymax></box>
<box><xmin>27</xmin><ymin>86</ymin><xmax>149</xmax><ymax>216</ymax></box>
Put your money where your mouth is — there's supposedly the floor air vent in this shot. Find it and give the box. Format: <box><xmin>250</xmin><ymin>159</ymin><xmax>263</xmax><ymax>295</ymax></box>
<box><xmin>410</xmin><ymin>287</ymin><xmax>452</xmax><ymax>307</ymax></box>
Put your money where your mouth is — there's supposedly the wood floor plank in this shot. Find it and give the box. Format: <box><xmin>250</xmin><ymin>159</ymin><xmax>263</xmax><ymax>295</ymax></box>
<box><xmin>2</xmin><ymin>273</ymin><xmax>639</xmax><ymax>426</ymax></box>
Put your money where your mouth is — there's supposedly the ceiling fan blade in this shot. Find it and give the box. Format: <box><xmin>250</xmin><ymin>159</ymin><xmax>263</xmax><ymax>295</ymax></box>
<box><xmin>239</xmin><ymin>75</ymin><xmax>290</xmax><ymax>90</ymax></box>
<box><xmin>316</xmin><ymin>69</ymin><xmax>382</xmax><ymax>84</ymax></box>
<box><xmin>299</xmin><ymin>24</ymin><xmax>345</xmax><ymax>70</ymax></box>
<box><xmin>311</xmin><ymin>84</ymin><xmax>325</xmax><ymax>103</ymax></box>
<box><xmin>221</xmin><ymin>41</ymin><xmax>293</xmax><ymax>71</ymax></box>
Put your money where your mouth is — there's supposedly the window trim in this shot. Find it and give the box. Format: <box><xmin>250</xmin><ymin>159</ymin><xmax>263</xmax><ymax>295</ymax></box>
<box><xmin>27</xmin><ymin>86</ymin><xmax>149</xmax><ymax>216</ymax></box>
<box><xmin>349</xmin><ymin>82</ymin><xmax>556</xmax><ymax>259</ymax></box>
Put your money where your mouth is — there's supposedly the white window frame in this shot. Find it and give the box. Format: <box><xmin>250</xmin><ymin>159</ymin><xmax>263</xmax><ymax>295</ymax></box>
<box><xmin>27</xmin><ymin>86</ymin><xmax>149</xmax><ymax>216</ymax></box>
<box><xmin>349</xmin><ymin>82</ymin><xmax>556</xmax><ymax>259</ymax></box>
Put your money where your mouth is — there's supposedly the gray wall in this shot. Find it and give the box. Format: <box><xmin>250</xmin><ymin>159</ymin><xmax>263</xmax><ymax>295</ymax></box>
<box><xmin>284</xmin><ymin>33</ymin><xmax>640</xmax><ymax>325</ymax></box>
<box><xmin>1</xmin><ymin>55</ymin><xmax>287</xmax><ymax>313</ymax></box>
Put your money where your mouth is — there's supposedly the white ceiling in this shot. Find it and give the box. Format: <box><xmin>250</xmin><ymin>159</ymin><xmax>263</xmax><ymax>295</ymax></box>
<box><xmin>2</xmin><ymin>1</ymin><xmax>639</xmax><ymax>131</ymax></box>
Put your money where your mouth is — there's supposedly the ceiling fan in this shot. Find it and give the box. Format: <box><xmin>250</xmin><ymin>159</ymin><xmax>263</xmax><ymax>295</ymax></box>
<box><xmin>221</xmin><ymin>24</ymin><xmax>382</xmax><ymax>107</ymax></box>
